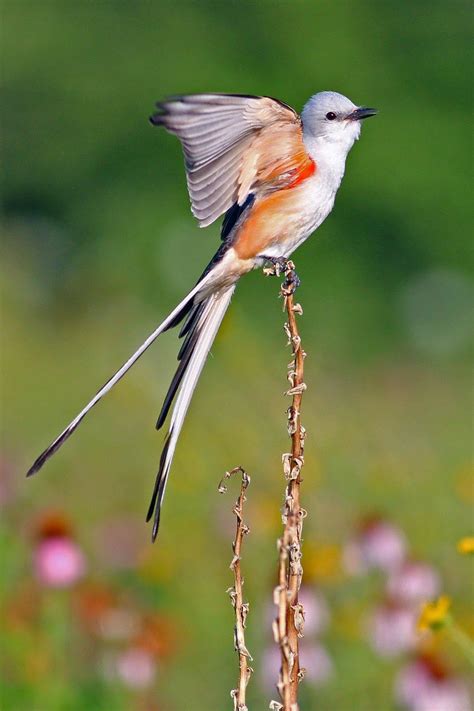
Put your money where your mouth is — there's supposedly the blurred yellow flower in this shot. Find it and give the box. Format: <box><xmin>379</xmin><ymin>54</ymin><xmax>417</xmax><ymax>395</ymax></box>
<box><xmin>418</xmin><ymin>595</ymin><xmax>451</xmax><ymax>632</ymax></box>
<box><xmin>305</xmin><ymin>543</ymin><xmax>342</xmax><ymax>582</ymax></box>
<box><xmin>455</xmin><ymin>466</ymin><xmax>474</xmax><ymax>503</ymax></box>
<box><xmin>457</xmin><ymin>537</ymin><xmax>474</xmax><ymax>555</ymax></box>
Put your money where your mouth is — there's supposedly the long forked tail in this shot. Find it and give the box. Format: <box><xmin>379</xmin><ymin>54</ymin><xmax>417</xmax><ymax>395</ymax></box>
<box><xmin>146</xmin><ymin>285</ymin><xmax>235</xmax><ymax>540</ymax></box>
<box><xmin>26</xmin><ymin>271</ymin><xmax>217</xmax><ymax>478</ymax></box>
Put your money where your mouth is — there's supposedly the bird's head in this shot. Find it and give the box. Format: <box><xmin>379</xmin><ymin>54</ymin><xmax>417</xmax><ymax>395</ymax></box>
<box><xmin>302</xmin><ymin>91</ymin><xmax>377</xmax><ymax>153</ymax></box>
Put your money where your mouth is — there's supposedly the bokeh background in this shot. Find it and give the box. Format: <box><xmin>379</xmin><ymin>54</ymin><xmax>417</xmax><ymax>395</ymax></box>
<box><xmin>2</xmin><ymin>2</ymin><xmax>472</xmax><ymax>710</ymax></box>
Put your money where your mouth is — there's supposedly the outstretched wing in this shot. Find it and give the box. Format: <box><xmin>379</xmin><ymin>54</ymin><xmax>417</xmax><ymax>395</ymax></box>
<box><xmin>150</xmin><ymin>93</ymin><xmax>314</xmax><ymax>228</ymax></box>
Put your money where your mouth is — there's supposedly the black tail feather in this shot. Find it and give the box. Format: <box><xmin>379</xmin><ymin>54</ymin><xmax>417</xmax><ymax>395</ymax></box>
<box><xmin>178</xmin><ymin>300</ymin><xmax>206</xmax><ymax>339</ymax></box>
<box><xmin>27</xmin><ymin>426</ymin><xmax>78</xmax><ymax>478</ymax></box>
<box><xmin>161</xmin><ymin>296</ymin><xmax>195</xmax><ymax>332</ymax></box>
<box><xmin>155</xmin><ymin>318</ymin><xmax>203</xmax><ymax>430</ymax></box>
<box><xmin>146</xmin><ymin>432</ymin><xmax>173</xmax><ymax>541</ymax></box>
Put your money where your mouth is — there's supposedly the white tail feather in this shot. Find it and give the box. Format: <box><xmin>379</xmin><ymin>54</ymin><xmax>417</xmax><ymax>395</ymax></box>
<box><xmin>149</xmin><ymin>285</ymin><xmax>235</xmax><ymax>539</ymax></box>
<box><xmin>26</xmin><ymin>271</ymin><xmax>216</xmax><ymax>477</ymax></box>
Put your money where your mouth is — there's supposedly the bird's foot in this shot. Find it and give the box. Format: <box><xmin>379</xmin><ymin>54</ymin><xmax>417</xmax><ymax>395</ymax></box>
<box><xmin>262</xmin><ymin>256</ymin><xmax>300</xmax><ymax>297</ymax></box>
<box><xmin>262</xmin><ymin>255</ymin><xmax>292</xmax><ymax>278</ymax></box>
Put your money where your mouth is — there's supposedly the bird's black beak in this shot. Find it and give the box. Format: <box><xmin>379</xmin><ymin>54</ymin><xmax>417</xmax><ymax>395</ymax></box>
<box><xmin>347</xmin><ymin>107</ymin><xmax>378</xmax><ymax>121</ymax></box>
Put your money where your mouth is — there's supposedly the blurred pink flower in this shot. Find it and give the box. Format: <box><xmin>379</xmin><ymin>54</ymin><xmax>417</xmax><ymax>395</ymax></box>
<box><xmin>395</xmin><ymin>658</ymin><xmax>432</xmax><ymax>707</ymax></box>
<box><xmin>300</xmin><ymin>642</ymin><xmax>334</xmax><ymax>686</ymax></box>
<box><xmin>33</xmin><ymin>512</ymin><xmax>86</xmax><ymax>588</ymax></box>
<box><xmin>367</xmin><ymin>602</ymin><xmax>418</xmax><ymax>658</ymax></box>
<box><xmin>265</xmin><ymin>587</ymin><xmax>330</xmax><ymax>638</ymax></box>
<box><xmin>344</xmin><ymin>518</ymin><xmax>407</xmax><ymax>575</ymax></box>
<box><xmin>387</xmin><ymin>561</ymin><xmax>440</xmax><ymax>605</ymax></box>
<box><xmin>116</xmin><ymin>647</ymin><xmax>157</xmax><ymax>689</ymax></box>
<box><xmin>261</xmin><ymin>642</ymin><xmax>334</xmax><ymax>693</ymax></box>
<box><xmin>34</xmin><ymin>537</ymin><xmax>86</xmax><ymax>588</ymax></box>
<box><xmin>412</xmin><ymin>681</ymin><xmax>472</xmax><ymax>711</ymax></box>
<box><xmin>395</xmin><ymin>657</ymin><xmax>472</xmax><ymax>711</ymax></box>
<box><xmin>298</xmin><ymin>587</ymin><xmax>331</xmax><ymax>637</ymax></box>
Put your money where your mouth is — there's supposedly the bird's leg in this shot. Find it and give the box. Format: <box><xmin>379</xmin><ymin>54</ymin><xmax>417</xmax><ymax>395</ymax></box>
<box><xmin>281</xmin><ymin>260</ymin><xmax>301</xmax><ymax>295</ymax></box>
<box><xmin>262</xmin><ymin>256</ymin><xmax>301</xmax><ymax>292</ymax></box>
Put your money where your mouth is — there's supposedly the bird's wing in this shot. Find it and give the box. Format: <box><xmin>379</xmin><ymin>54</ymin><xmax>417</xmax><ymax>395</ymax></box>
<box><xmin>150</xmin><ymin>94</ymin><xmax>314</xmax><ymax>227</ymax></box>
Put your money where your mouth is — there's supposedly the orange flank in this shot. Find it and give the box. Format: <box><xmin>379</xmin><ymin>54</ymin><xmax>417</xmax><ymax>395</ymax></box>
<box><xmin>286</xmin><ymin>157</ymin><xmax>316</xmax><ymax>188</ymax></box>
<box><xmin>234</xmin><ymin>151</ymin><xmax>316</xmax><ymax>260</ymax></box>
<box><xmin>256</xmin><ymin>146</ymin><xmax>316</xmax><ymax>191</ymax></box>
<box><xmin>234</xmin><ymin>188</ymin><xmax>307</xmax><ymax>260</ymax></box>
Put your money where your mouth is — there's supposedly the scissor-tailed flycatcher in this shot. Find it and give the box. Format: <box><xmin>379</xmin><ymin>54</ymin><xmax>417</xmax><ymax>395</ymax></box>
<box><xmin>27</xmin><ymin>91</ymin><xmax>376</xmax><ymax>539</ymax></box>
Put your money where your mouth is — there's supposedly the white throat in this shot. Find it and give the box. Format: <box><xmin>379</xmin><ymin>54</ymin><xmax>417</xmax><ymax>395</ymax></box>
<box><xmin>302</xmin><ymin>130</ymin><xmax>357</xmax><ymax>192</ymax></box>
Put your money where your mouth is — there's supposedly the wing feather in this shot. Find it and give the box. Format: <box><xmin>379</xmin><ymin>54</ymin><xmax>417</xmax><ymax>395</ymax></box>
<box><xmin>150</xmin><ymin>93</ymin><xmax>312</xmax><ymax>227</ymax></box>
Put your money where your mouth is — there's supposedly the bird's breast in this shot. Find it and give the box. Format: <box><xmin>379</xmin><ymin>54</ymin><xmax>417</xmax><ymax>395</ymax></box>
<box><xmin>232</xmin><ymin>175</ymin><xmax>337</xmax><ymax>262</ymax></box>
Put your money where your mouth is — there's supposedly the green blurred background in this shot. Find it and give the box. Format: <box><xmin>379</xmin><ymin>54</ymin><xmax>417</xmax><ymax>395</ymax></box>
<box><xmin>1</xmin><ymin>1</ymin><xmax>472</xmax><ymax>710</ymax></box>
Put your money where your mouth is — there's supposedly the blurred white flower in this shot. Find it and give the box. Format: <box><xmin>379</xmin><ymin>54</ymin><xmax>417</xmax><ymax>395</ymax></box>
<box><xmin>387</xmin><ymin>561</ymin><xmax>440</xmax><ymax>605</ymax></box>
<box><xmin>367</xmin><ymin>602</ymin><xmax>418</xmax><ymax>658</ymax></box>
<box><xmin>116</xmin><ymin>647</ymin><xmax>157</xmax><ymax>689</ymax></box>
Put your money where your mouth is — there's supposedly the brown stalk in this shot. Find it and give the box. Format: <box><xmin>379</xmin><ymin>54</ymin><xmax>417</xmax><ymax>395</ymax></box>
<box><xmin>267</xmin><ymin>260</ymin><xmax>307</xmax><ymax>711</ymax></box>
<box><xmin>218</xmin><ymin>466</ymin><xmax>253</xmax><ymax>711</ymax></box>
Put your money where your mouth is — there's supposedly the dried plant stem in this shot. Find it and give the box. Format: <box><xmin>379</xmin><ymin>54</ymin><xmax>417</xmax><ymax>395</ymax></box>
<box><xmin>218</xmin><ymin>466</ymin><xmax>253</xmax><ymax>710</ymax></box>
<box><xmin>269</xmin><ymin>260</ymin><xmax>307</xmax><ymax>711</ymax></box>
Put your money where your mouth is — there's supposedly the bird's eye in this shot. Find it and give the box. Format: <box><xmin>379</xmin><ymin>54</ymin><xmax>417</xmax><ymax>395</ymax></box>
<box><xmin>325</xmin><ymin>111</ymin><xmax>337</xmax><ymax>121</ymax></box>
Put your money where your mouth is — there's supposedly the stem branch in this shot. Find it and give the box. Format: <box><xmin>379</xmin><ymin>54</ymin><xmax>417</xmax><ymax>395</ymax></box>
<box><xmin>218</xmin><ymin>466</ymin><xmax>253</xmax><ymax>710</ymax></box>
<box><xmin>269</xmin><ymin>260</ymin><xmax>307</xmax><ymax>711</ymax></box>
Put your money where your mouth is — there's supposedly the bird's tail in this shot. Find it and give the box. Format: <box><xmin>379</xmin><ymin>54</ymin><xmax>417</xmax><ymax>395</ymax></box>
<box><xmin>26</xmin><ymin>268</ymin><xmax>218</xmax><ymax>479</ymax></box>
<box><xmin>146</xmin><ymin>284</ymin><xmax>235</xmax><ymax>540</ymax></box>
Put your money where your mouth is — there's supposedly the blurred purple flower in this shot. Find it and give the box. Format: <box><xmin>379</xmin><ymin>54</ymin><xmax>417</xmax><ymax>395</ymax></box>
<box><xmin>344</xmin><ymin>518</ymin><xmax>407</xmax><ymax>575</ymax></box>
<box><xmin>261</xmin><ymin>642</ymin><xmax>334</xmax><ymax>693</ymax></box>
<box><xmin>387</xmin><ymin>561</ymin><xmax>440</xmax><ymax>605</ymax></box>
<box><xmin>34</xmin><ymin>537</ymin><xmax>86</xmax><ymax>588</ymax></box>
<box><xmin>116</xmin><ymin>647</ymin><xmax>157</xmax><ymax>689</ymax></box>
<box><xmin>367</xmin><ymin>602</ymin><xmax>418</xmax><ymax>658</ymax></box>
<box><xmin>395</xmin><ymin>657</ymin><xmax>472</xmax><ymax>711</ymax></box>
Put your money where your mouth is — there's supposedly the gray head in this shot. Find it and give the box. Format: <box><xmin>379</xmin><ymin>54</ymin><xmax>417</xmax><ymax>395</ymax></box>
<box><xmin>301</xmin><ymin>91</ymin><xmax>377</xmax><ymax>151</ymax></box>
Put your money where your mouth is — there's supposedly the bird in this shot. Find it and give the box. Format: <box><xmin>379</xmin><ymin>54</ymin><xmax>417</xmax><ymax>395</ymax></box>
<box><xmin>27</xmin><ymin>91</ymin><xmax>377</xmax><ymax>540</ymax></box>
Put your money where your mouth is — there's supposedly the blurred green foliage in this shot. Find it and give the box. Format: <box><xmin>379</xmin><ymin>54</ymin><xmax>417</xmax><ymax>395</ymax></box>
<box><xmin>1</xmin><ymin>1</ymin><xmax>472</xmax><ymax>710</ymax></box>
